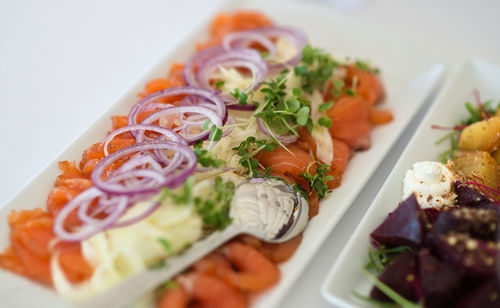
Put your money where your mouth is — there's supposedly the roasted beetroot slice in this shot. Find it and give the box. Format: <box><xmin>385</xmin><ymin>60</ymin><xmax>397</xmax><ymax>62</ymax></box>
<box><xmin>429</xmin><ymin>208</ymin><xmax>499</xmax><ymax>241</ymax></box>
<box><xmin>433</xmin><ymin>233</ymin><xmax>499</xmax><ymax>277</ymax></box>
<box><xmin>419</xmin><ymin>249</ymin><xmax>463</xmax><ymax>308</ymax></box>
<box><xmin>455</xmin><ymin>279</ymin><xmax>500</xmax><ymax>308</ymax></box>
<box><xmin>370</xmin><ymin>194</ymin><xmax>423</xmax><ymax>249</ymax></box>
<box><xmin>455</xmin><ymin>182</ymin><xmax>498</xmax><ymax>209</ymax></box>
<box><xmin>370</xmin><ymin>251</ymin><xmax>418</xmax><ymax>302</ymax></box>
<box><xmin>422</xmin><ymin>208</ymin><xmax>440</xmax><ymax>226</ymax></box>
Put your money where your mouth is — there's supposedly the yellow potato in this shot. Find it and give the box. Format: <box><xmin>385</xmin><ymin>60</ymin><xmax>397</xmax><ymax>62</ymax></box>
<box><xmin>492</xmin><ymin>148</ymin><xmax>500</xmax><ymax>165</ymax></box>
<box><xmin>458</xmin><ymin>116</ymin><xmax>500</xmax><ymax>152</ymax></box>
<box><xmin>453</xmin><ymin>151</ymin><xmax>500</xmax><ymax>189</ymax></box>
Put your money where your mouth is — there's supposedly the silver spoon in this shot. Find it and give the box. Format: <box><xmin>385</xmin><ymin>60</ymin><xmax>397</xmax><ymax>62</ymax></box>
<box><xmin>79</xmin><ymin>178</ymin><xmax>309</xmax><ymax>308</ymax></box>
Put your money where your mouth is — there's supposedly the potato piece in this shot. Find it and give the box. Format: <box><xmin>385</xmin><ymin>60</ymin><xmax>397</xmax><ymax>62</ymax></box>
<box><xmin>458</xmin><ymin>116</ymin><xmax>500</xmax><ymax>152</ymax></box>
<box><xmin>453</xmin><ymin>151</ymin><xmax>500</xmax><ymax>189</ymax></box>
<box><xmin>492</xmin><ymin>148</ymin><xmax>500</xmax><ymax>165</ymax></box>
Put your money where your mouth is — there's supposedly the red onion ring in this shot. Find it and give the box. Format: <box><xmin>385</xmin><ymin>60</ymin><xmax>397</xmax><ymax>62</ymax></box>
<box><xmin>195</xmin><ymin>48</ymin><xmax>267</xmax><ymax>102</ymax></box>
<box><xmin>256</xmin><ymin>118</ymin><xmax>298</xmax><ymax>144</ymax></box>
<box><xmin>128</xmin><ymin>86</ymin><xmax>227</xmax><ymax>133</ymax></box>
<box><xmin>253</xmin><ymin>27</ymin><xmax>307</xmax><ymax>71</ymax></box>
<box><xmin>91</xmin><ymin>140</ymin><xmax>197</xmax><ymax>195</ymax></box>
<box><xmin>54</xmin><ymin>188</ymin><xmax>129</xmax><ymax>242</ymax></box>
<box><xmin>101</xmin><ymin>124</ymin><xmax>187</xmax><ymax>156</ymax></box>
<box><xmin>223</xmin><ymin>31</ymin><xmax>276</xmax><ymax>55</ymax></box>
<box><xmin>141</xmin><ymin>105</ymin><xmax>223</xmax><ymax>145</ymax></box>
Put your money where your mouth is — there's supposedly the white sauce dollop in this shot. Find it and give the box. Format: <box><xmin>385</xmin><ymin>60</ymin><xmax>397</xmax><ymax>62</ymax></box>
<box><xmin>402</xmin><ymin>161</ymin><xmax>456</xmax><ymax>208</ymax></box>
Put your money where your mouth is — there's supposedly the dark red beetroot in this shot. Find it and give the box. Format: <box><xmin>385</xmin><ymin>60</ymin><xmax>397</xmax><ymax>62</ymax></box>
<box><xmin>432</xmin><ymin>233</ymin><xmax>499</xmax><ymax>277</ymax></box>
<box><xmin>455</xmin><ymin>182</ymin><xmax>498</xmax><ymax>210</ymax></box>
<box><xmin>370</xmin><ymin>194</ymin><xmax>423</xmax><ymax>249</ymax></box>
<box><xmin>419</xmin><ymin>249</ymin><xmax>463</xmax><ymax>308</ymax></box>
<box><xmin>455</xmin><ymin>279</ymin><xmax>500</xmax><ymax>308</ymax></box>
<box><xmin>369</xmin><ymin>251</ymin><xmax>418</xmax><ymax>302</ymax></box>
<box><xmin>429</xmin><ymin>208</ymin><xmax>499</xmax><ymax>241</ymax></box>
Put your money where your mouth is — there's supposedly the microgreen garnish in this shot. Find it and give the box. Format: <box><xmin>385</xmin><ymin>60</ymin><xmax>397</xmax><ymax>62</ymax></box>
<box><xmin>355</xmin><ymin>59</ymin><xmax>380</xmax><ymax>74</ymax></box>
<box><xmin>318</xmin><ymin>101</ymin><xmax>334</xmax><ymax>112</ymax></box>
<box><xmin>345</xmin><ymin>88</ymin><xmax>356</xmax><ymax>96</ymax></box>
<box><xmin>232</xmin><ymin>136</ymin><xmax>277</xmax><ymax>177</ymax></box>
<box><xmin>435</xmin><ymin>131</ymin><xmax>459</xmax><ymax>164</ymax></box>
<box><xmin>361</xmin><ymin>268</ymin><xmax>422</xmax><ymax>308</ymax></box>
<box><xmin>433</xmin><ymin>93</ymin><xmax>499</xmax><ymax>163</ymax></box>
<box><xmin>294</xmin><ymin>44</ymin><xmax>339</xmax><ymax>94</ymax></box>
<box><xmin>157</xmin><ymin>238</ymin><xmax>173</xmax><ymax>253</ymax></box>
<box><xmin>318</xmin><ymin>116</ymin><xmax>332</xmax><ymax>128</ymax></box>
<box><xmin>214</xmin><ymin>80</ymin><xmax>225</xmax><ymax>89</ymax></box>
<box><xmin>159</xmin><ymin>177</ymin><xmax>194</xmax><ymax>205</ymax></box>
<box><xmin>230</xmin><ymin>88</ymin><xmax>249</xmax><ymax>105</ymax></box>
<box><xmin>364</xmin><ymin>245</ymin><xmax>413</xmax><ymax>274</ymax></box>
<box><xmin>254</xmin><ymin>73</ymin><xmax>314</xmax><ymax>135</ymax></box>
<box><xmin>331</xmin><ymin>79</ymin><xmax>345</xmax><ymax>98</ymax></box>
<box><xmin>193</xmin><ymin>141</ymin><xmax>224</xmax><ymax>168</ymax></box>
<box><xmin>299</xmin><ymin>159</ymin><xmax>334</xmax><ymax>199</ymax></box>
<box><xmin>195</xmin><ymin>176</ymin><xmax>235</xmax><ymax>230</ymax></box>
<box><xmin>293</xmin><ymin>182</ymin><xmax>309</xmax><ymax>201</ymax></box>
<box><xmin>209</xmin><ymin>126</ymin><xmax>223</xmax><ymax>141</ymax></box>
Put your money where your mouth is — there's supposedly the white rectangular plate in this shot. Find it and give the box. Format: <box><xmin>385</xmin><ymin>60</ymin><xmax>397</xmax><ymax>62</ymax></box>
<box><xmin>0</xmin><ymin>1</ymin><xmax>444</xmax><ymax>307</ymax></box>
<box><xmin>321</xmin><ymin>57</ymin><xmax>500</xmax><ymax>307</ymax></box>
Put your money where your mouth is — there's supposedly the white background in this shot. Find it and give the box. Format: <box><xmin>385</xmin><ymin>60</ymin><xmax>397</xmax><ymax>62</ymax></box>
<box><xmin>1</xmin><ymin>0</ymin><xmax>499</xmax><ymax>307</ymax></box>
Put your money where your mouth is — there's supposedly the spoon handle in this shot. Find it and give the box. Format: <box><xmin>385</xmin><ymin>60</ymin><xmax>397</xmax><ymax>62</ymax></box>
<box><xmin>81</xmin><ymin>225</ymin><xmax>240</xmax><ymax>308</ymax></box>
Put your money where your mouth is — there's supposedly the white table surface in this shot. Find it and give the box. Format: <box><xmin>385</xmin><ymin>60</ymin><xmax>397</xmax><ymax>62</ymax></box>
<box><xmin>1</xmin><ymin>0</ymin><xmax>499</xmax><ymax>307</ymax></box>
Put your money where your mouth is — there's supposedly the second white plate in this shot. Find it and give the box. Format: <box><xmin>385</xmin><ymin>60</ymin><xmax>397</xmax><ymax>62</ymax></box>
<box><xmin>321</xmin><ymin>57</ymin><xmax>500</xmax><ymax>307</ymax></box>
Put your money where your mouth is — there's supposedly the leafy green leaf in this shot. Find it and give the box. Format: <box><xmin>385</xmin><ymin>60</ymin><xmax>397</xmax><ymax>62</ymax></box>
<box><xmin>209</xmin><ymin>126</ymin><xmax>222</xmax><ymax>141</ymax></box>
<box><xmin>195</xmin><ymin>176</ymin><xmax>235</xmax><ymax>230</ymax></box>
<box><xmin>318</xmin><ymin>117</ymin><xmax>332</xmax><ymax>128</ymax></box>
<box><xmin>296</xmin><ymin>106</ymin><xmax>310</xmax><ymax>126</ymax></box>
<box><xmin>193</xmin><ymin>141</ymin><xmax>224</xmax><ymax>168</ymax></box>
<box><xmin>214</xmin><ymin>81</ymin><xmax>225</xmax><ymax>89</ymax></box>
<box><xmin>318</xmin><ymin>101</ymin><xmax>334</xmax><ymax>112</ymax></box>
<box><xmin>299</xmin><ymin>159</ymin><xmax>335</xmax><ymax>199</ymax></box>
<box><xmin>157</xmin><ymin>238</ymin><xmax>173</xmax><ymax>253</ymax></box>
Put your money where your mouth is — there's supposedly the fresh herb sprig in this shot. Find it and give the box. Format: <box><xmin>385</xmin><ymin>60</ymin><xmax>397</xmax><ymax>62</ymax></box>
<box><xmin>254</xmin><ymin>73</ymin><xmax>314</xmax><ymax>136</ymax></box>
<box><xmin>195</xmin><ymin>176</ymin><xmax>235</xmax><ymax>230</ymax></box>
<box><xmin>435</xmin><ymin>98</ymin><xmax>499</xmax><ymax>163</ymax></box>
<box><xmin>232</xmin><ymin>136</ymin><xmax>277</xmax><ymax>177</ymax></box>
<box><xmin>354</xmin><ymin>60</ymin><xmax>380</xmax><ymax>74</ymax></box>
<box><xmin>159</xmin><ymin>177</ymin><xmax>194</xmax><ymax>205</ymax></box>
<box><xmin>299</xmin><ymin>159</ymin><xmax>334</xmax><ymax>199</ymax></box>
<box><xmin>229</xmin><ymin>88</ymin><xmax>249</xmax><ymax>106</ymax></box>
<box><xmin>294</xmin><ymin>44</ymin><xmax>339</xmax><ymax>94</ymax></box>
<box><xmin>193</xmin><ymin>141</ymin><xmax>224</xmax><ymax>168</ymax></box>
<box><xmin>364</xmin><ymin>245</ymin><xmax>413</xmax><ymax>274</ymax></box>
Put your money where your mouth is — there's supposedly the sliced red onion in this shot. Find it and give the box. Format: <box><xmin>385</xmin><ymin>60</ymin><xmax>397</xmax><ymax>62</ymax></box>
<box><xmin>54</xmin><ymin>188</ymin><xmax>129</xmax><ymax>242</ymax></box>
<box><xmin>195</xmin><ymin>49</ymin><xmax>267</xmax><ymax>103</ymax></box>
<box><xmin>141</xmin><ymin>105</ymin><xmax>223</xmax><ymax>145</ymax></box>
<box><xmin>91</xmin><ymin>140</ymin><xmax>197</xmax><ymax>195</ymax></box>
<box><xmin>254</xmin><ymin>27</ymin><xmax>307</xmax><ymax>71</ymax></box>
<box><xmin>256</xmin><ymin>118</ymin><xmax>298</xmax><ymax>144</ymax></box>
<box><xmin>101</xmin><ymin>124</ymin><xmax>187</xmax><ymax>156</ymax></box>
<box><xmin>183</xmin><ymin>46</ymin><xmax>225</xmax><ymax>87</ymax></box>
<box><xmin>128</xmin><ymin>86</ymin><xmax>226</xmax><ymax>132</ymax></box>
<box><xmin>223</xmin><ymin>31</ymin><xmax>276</xmax><ymax>55</ymax></box>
